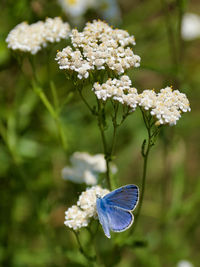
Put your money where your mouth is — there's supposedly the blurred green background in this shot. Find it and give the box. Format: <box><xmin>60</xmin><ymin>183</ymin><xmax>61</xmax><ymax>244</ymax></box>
<box><xmin>0</xmin><ymin>0</ymin><xmax>200</xmax><ymax>266</ymax></box>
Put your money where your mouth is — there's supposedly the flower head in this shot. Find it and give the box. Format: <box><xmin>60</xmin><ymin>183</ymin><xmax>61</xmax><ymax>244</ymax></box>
<box><xmin>138</xmin><ymin>87</ymin><xmax>191</xmax><ymax>125</ymax></box>
<box><xmin>55</xmin><ymin>20</ymin><xmax>140</xmax><ymax>79</ymax></box>
<box><xmin>77</xmin><ymin>186</ymin><xmax>109</xmax><ymax>218</ymax></box>
<box><xmin>62</xmin><ymin>152</ymin><xmax>117</xmax><ymax>185</ymax></box>
<box><xmin>6</xmin><ymin>17</ymin><xmax>71</xmax><ymax>54</ymax></box>
<box><xmin>92</xmin><ymin>75</ymin><xmax>139</xmax><ymax>110</ymax></box>
<box><xmin>64</xmin><ymin>185</ymin><xmax>109</xmax><ymax>230</ymax></box>
<box><xmin>64</xmin><ymin>205</ymin><xmax>89</xmax><ymax>230</ymax></box>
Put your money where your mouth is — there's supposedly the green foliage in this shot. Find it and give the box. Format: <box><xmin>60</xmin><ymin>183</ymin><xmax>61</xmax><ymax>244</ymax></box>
<box><xmin>0</xmin><ymin>0</ymin><xmax>200</xmax><ymax>266</ymax></box>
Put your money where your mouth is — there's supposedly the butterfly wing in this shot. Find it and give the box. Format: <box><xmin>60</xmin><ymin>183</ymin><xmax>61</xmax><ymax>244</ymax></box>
<box><xmin>103</xmin><ymin>184</ymin><xmax>139</xmax><ymax>211</ymax></box>
<box><xmin>96</xmin><ymin>197</ymin><xmax>111</xmax><ymax>238</ymax></box>
<box><xmin>106</xmin><ymin>205</ymin><xmax>134</xmax><ymax>232</ymax></box>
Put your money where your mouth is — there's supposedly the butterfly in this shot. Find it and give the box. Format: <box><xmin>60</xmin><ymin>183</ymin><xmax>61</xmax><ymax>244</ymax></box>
<box><xmin>96</xmin><ymin>184</ymin><xmax>139</xmax><ymax>238</ymax></box>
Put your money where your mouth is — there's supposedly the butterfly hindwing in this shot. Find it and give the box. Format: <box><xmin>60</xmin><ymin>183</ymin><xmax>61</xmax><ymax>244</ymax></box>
<box><xmin>106</xmin><ymin>205</ymin><xmax>134</xmax><ymax>232</ymax></box>
<box><xmin>103</xmin><ymin>184</ymin><xmax>139</xmax><ymax>211</ymax></box>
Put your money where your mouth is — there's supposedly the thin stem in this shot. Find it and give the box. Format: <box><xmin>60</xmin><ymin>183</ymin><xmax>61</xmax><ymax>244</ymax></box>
<box><xmin>76</xmin><ymin>85</ymin><xmax>113</xmax><ymax>189</ymax></box>
<box><xmin>77</xmin><ymin>87</ymin><xmax>96</xmax><ymax>115</ymax></box>
<box><xmin>32</xmin><ymin>84</ymin><xmax>56</xmax><ymax>119</ymax></box>
<box><xmin>55</xmin><ymin>117</ymin><xmax>67</xmax><ymax>150</ymax></box>
<box><xmin>177</xmin><ymin>0</ymin><xmax>184</xmax><ymax>65</ymax></box>
<box><xmin>119</xmin><ymin>107</ymin><xmax>131</xmax><ymax>126</ymax></box>
<box><xmin>73</xmin><ymin>231</ymin><xmax>96</xmax><ymax>262</ymax></box>
<box><xmin>29</xmin><ymin>57</ymin><xmax>67</xmax><ymax>150</ymax></box>
<box><xmin>86</xmin><ymin>227</ymin><xmax>104</xmax><ymax>267</ymax></box>
<box><xmin>176</xmin><ymin>0</ymin><xmax>186</xmax><ymax>86</ymax></box>
<box><xmin>96</xmin><ymin>99</ymin><xmax>112</xmax><ymax>190</ymax></box>
<box><xmin>0</xmin><ymin>120</ymin><xmax>20</xmax><ymax>164</ymax></box>
<box><xmin>50</xmin><ymin>80</ymin><xmax>59</xmax><ymax>111</ymax></box>
<box><xmin>110</xmin><ymin>102</ymin><xmax>119</xmax><ymax>155</ymax></box>
<box><xmin>134</xmin><ymin>129</ymin><xmax>151</xmax><ymax>227</ymax></box>
<box><xmin>133</xmin><ymin>109</ymin><xmax>159</xmax><ymax>231</ymax></box>
<box><xmin>160</xmin><ymin>0</ymin><xmax>178</xmax><ymax>68</ymax></box>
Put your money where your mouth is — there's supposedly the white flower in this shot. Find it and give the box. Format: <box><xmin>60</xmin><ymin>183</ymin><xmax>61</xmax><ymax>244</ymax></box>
<box><xmin>58</xmin><ymin>0</ymin><xmax>89</xmax><ymax>17</ymax></box>
<box><xmin>138</xmin><ymin>87</ymin><xmax>191</xmax><ymax>125</ymax></box>
<box><xmin>92</xmin><ymin>75</ymin><xmax>139</xmax><ymax>110</ymax></box>
<box><xmin>64</xmin><ymin>205</ymin><xmax>89</xmax><ymax>230</ymax></box>
<box><xmin>137</xmin><ymin>90</ymin><xmax>157</xmax><ymax>110</ymax></box>
<box><xmin>181</xmin><ymin>13</ymin><xmax>200</xmax><ymax>40</ymax></box>
<box><xmin>177</xmin><ymin>260</ymin><xmax>194</xmax><ymax>267</ymax></box>
<box><xmin>77</xmin><ymin>186</ymin><xmax>109</xmax><ymax>217</ymax></box>
<box><xmin>6</xmin><ymin>17</ymin><xmax>70</xmax><ymax>54</ymax></box>
<box><xmin>62</xmin><ymin>152</ymin><xmax>117</xmax><ymax>185</ymax></box>
<box><xmin>58</xmin><ymin>0</ymin><xmax>97</xmax><ymax>18</ymax></box>
<box><xmin>43</xmin><ymin>17</ymin><xmax>71</xmax><ymax>43</ymax></box>
<box><xmin>64</xmin><ymin>186</ymin><xmax>109</xmax><ymax>230</ymax></box>
<box><xmin>56</xmin><ymin>20</ymin><xmax>140</xmax><ymax>79</ymax></box>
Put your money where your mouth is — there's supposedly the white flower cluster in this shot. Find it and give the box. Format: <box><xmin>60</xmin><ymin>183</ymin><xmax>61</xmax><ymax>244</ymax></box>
<box><xmin>62</xmin><ymin>152</ymin><xmax>110</xmax><ymax>185</ymax></box>
<box><xmin>55</xmin><ymin>20</ymin><xmax>140</xmax><ymax>79</ymax></box>
<box><xmin>92</xmin><ymin>76</ymin><xmax>191</xmax><ymax>125</ymax></box>
<box><xmin>138</xmin><ymin>87</ymin><xmax>191</xmax><ymax>125</ymax></box>
<box><xmin>6</xmin><ymin>17</ymin><xmax>71</xmax><ymax>54</ymax></box>
<box><xmin>64</xmin><ymin>185</ymin><xmax>109</xmax><ymax>230</ymax></box>
<box><xmin>92</xmin><ymin>75</ymin><xmax>138</xmax><ymax>111</ymax></box>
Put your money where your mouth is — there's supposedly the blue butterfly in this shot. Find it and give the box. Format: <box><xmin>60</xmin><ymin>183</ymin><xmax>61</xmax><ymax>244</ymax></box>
<box><xmin>96</xmin><ymin>184</ymin><xmax>139</xmax><ymax>238</ymax></box>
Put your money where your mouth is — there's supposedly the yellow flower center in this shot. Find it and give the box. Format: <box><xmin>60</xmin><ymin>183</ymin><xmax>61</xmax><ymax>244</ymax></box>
<box><xmin>66</xmin><ymin>0</ymin><xmax>78</xmax><ymax>6</ymax></box>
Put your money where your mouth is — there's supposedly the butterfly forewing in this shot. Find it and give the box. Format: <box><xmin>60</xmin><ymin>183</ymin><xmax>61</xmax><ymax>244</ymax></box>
<box><xmin>103</xmin><ymin>185</ymin><xmax>139</xmax><ymax>211</ymax></box>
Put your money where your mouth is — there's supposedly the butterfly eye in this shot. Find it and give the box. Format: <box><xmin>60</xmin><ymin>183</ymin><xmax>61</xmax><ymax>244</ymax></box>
<box><xmin>96</xmin><ymin>194</ymin><xmax>101</xmax><ymax>199</ymax></box>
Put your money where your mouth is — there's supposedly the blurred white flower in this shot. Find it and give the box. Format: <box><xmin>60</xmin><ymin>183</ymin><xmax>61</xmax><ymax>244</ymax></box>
<box><xmin>58</xmin><ymin>0</ymin><xmax>91</xmax><ymax>17</ymax></box>
<box><xmin>138</xmin><ymin>87</ymin><xmax>191</xmax><ymax>126</ymax></box>
<box><xmin>64</xmin><ymin>185</ymin><xmax>109</xmax><ymax>230</ymax></box>
<box><xmin>177</xmin><ymin>260</ymin><xmax>194</xmax><ymax>267</ymax></box>
<box><xmin>181</xmin><ymin>13</ymin><xmax>200</xmax><ymax>40</ymax></box>
<box><xmin>6</xmin><ymin>17</ymin><xmax>70</xmax><ymax>54</ymax></box>
<box><xmin>62</xmin><ymin>152</ymin><xmax>117</xmax><ymax>185</ymax></box>
<box><xmin>58</xmin><ymin>0</ymin><xmax>121</xmax><ymax>24</ymax></box>
<box><xmin>56</xmin><ymin>20</ymin><xmax>140</xmax><ymax>79</ymax></box>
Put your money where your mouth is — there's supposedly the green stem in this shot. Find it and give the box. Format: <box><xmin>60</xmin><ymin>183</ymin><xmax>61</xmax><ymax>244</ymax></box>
<box><xmin>135</xmin><ymin>130</ymin><xmax>151</xmax><ymax>226</ymax></box>
<box><xmin>75</xmin><ymin>85</ymin><xmax>112</xmax><ymax>189</ymax></box>
<box><xmin>33</xmin><ymin>85</ymin><xmax>56</xmax><ymax>118</ymax></box>
<box><xmin>119</xmin><ymin>107</ymin><xmax>131</xmax><ymax>126</ymax></box>
<box><xmin>73</xmin><ymin>231</ymin><xmax>96</xmax><ymax>262</ymax></box>
<box><xmin>29</xmin><ymin>57</ymin><xmax>67</xmax><ymax>150</ymax></box>
<box><xmin>176</xmin><ymin>0</ymin><xmax>187</xmax><ymax>87</ymax></box>
<box><xmin>33</xmin><ymin>85</ymin><xmax>67</xmax><ymax>150</ymax></box>
<box><xmin>77</xmin><ymin>87</ymin><xmax>122</xmax><ymax>190</ymax></box>
<box><xmin>0</xmin><ymin>120</ymin><xmax>20</xmax><ymax>164</ymax></box>
<box><xmin>78</xmin><ymin>87</ymin><xmax>95</xmax><ymax>115</ymax></box>
<box><xmin>177</xmin><ymin>0</ymin><xmax>184</xmax><ymax>65</ymax></box>
<box><xmin>160</xmin><ymin>0</ymin><xmax>178</xmax><ymax>68</ymax></box>
<box><xmin>97</xmin><ymin>99</ymin><xmax>112</xmax><ymax>190</ymax></box>
<box><xmin>110</xmin><ymin>102</ymin><xmax>119</xmax><ymax>155</ymax></box>
<box><xmin>133</xmin><ymin>109</ymin><xmax>158</xmax><ymax>231</ymax></box>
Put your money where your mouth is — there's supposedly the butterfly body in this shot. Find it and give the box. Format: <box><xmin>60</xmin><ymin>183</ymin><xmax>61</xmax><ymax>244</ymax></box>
<box><xmin>96</xmin><ymin>184</ymin><xmax>139</xmax><ymax>238</ymax></box>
